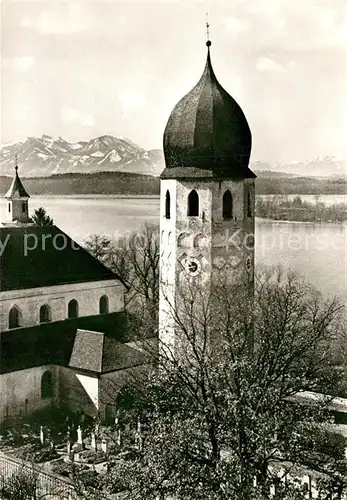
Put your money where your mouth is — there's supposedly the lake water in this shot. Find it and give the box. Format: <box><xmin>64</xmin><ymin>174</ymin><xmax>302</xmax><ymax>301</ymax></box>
<box><xmin>1</xmin><ymin>195</ymin><xmax>346</xmax><ymax>301</ymax></box>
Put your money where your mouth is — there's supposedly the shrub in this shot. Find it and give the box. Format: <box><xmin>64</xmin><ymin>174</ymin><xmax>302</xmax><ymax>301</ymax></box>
<box><xmin>0</xmin><ymin>468</ymin><xmax>38</xmax><ymax>500</ymax></box>
<box><xmin>12</xmin><ymin>442</ymin><xmax>59</xmax><ymax>463</ymax></box>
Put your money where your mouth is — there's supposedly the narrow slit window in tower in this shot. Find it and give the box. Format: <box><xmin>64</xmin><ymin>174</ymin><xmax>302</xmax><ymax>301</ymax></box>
<box><xmin>165</xmin><ymin>190</ymin><xmax>171</xmax><ymax>219</ymax></box>
<box><xmin>222</xmin><ymin>190</ymin><xmax>233</xmax><ymax>220</ymax></box>
<box><xmin>187</xmin><ymin>190</ymin><xmax>199</xmax><ymax>216</ymax></box>
<box><xmin>247</xmin><ymin>190</ymin><xmax>252</xmax><ymax>218</ymax></box>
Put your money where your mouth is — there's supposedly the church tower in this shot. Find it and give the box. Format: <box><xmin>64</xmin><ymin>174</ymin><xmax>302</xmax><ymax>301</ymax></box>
<box><xmin>159</xmin><ymin>40</ymin><xmax>256</xmax><ymax>349</ymax></box>
<box><xmin>4</xmin><ymin>157</ymin><xmax>31</xmax><ymax>224</ymax></box>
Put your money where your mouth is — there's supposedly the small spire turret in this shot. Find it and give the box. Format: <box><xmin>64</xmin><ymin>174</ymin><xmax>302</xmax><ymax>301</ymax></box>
<box><xmin>3</xmin><ymin>157</ymin><xmax>30</xmax><ymax>224</ymax></box>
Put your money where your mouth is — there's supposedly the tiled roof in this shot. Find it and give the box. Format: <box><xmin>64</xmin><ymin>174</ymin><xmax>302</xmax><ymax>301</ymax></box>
<box><xmin>0</xmin><ymin>312</ymin><xmax>140</xmax><ymax>374</ymax></box>
<box><xmin>0</xmin><ymin>319</ymin><xmax>76</xmax><ymax>373</ymax></box>
<box><xmin>163</xmin><ymin>44</ymin><xmax>252</xmax><ymax>177</ymax></box>
<box><xmin>69</xmin><ymin>330</ymin><xmax>149</xmax><ymax>374</ymax></box>
<box><xmin>0</xmin><ymin>225</ymin><xmax>119</xmax><ymax>291</ymax></box>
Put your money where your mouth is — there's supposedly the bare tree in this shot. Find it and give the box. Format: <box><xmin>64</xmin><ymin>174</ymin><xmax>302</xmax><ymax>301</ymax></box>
<box><xmin>110</xmin><ymin>269</ymin><xmax>347</xmax><ymax>500</ymax></box>
<box><xmin>84</xmin><ymin>224</ymin><xmax>159</xmax><ymax>325</ymax></box>
<box><xmin>83</xmin><ymin>234</ymin><xmax>114</xmax><ymax>263</ymax></box>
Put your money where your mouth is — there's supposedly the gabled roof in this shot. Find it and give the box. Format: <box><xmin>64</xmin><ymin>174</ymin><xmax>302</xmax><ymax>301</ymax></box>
<box><xmin>69</xmin><ymin>329</ymin><xmax>149</xmax><ymax>374</ymax></box>
<box><xmin>0</xmin><ymin>225</ymin><xmax>120</xmax><ymax>291</ymax></box>
<box><xmin>0</xmin><ymin>312</ymin><xmax>139</xmax><ymax>373</ymax></box>
<box><xmin>5</xmin><ymin>169</ymin><xmax>30</xmax><ymax>198</ymax></box>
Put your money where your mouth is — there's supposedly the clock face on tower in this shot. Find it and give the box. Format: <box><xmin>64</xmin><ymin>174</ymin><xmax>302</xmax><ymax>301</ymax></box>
<box><xmin>185</xmin><ymin>258</ymin><xmax>202</xmax><ymax>277</ymax></box>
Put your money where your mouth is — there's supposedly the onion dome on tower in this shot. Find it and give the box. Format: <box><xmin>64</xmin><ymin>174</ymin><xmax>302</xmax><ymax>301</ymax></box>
<box><xmin>161</xmin><ymin>40</ymin><xmax>255</xmax><ymax>180</ymax></box>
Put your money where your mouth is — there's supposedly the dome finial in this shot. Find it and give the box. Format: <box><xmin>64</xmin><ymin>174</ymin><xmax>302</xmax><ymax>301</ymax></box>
<box><xmin>206</xmin><ymin>12</ymin><xmax>211</xmax><ymax>47</ymax></box>
<box><xmin>15</xmin><ymin>154</ymin><xmax>18</xmax><ymax>174</ymax></box>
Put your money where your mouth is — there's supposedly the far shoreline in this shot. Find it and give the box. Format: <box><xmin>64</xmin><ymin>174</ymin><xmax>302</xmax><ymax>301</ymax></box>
<box><xmin>26</xmin><ymin>193</ymin><xmax>347</xmax><ymax>200</ymax></box>
<box><xmin>31</xmin><ymin>193</ymin><xmax>161</xmax><ymax>199</ymax></box>
<box><xmin>256</xmin><ymin>217</ymin><xmax>347</xmax><ymax>226</ymax></box>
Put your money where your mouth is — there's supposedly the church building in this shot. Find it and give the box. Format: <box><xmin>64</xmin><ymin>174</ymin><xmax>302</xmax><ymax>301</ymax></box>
<box><xmin>0</xmin><ymin>165</ymin><xmax>151</xmax><ymax>424</ymax></box>
<box><xmin>1</xmin><ymin>39</ymin><xmax>256</xmax><ymax>426</ymax></box>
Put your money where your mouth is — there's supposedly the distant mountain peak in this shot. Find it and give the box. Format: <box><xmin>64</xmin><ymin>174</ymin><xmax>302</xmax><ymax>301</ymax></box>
<box><xmin>1</xmin><ymin>135</ymin><xmax>344</xmax><ymax>179</ymax></box>
<box><xmin>251</xmin><ymin>157</ymin><xmax>346</xmax><ymax>178</ymax></box>
<box><xmin>0</xmin><ymin>134</ymin><xmax>165</xmax><ymax>178</ymax></box>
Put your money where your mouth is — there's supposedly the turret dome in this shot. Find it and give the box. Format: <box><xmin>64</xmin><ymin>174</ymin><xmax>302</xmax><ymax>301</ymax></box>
<box><xmin>162</xmin><ymin>43</ymin><xmax>253</xmax><ymax>179</ymax></box>
<box><xmin>5</xmin><ymin>166</ymin><xmax>30</xmax><ymax>199</ymax></box>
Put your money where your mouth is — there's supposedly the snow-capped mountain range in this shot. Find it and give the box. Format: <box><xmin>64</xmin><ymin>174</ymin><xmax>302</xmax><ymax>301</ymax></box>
<box><xmin>252</xmin><ymin>158</ymin><xmax>346</xmax><ymax>178</ymax></box>
<box><xmin>0</xmin><ymin>135</ymin><xmax>345</xmax><ymax>178</ymax></box>
<box><xmin>0</xmin><ymin>135</ymin><xmax>165</xmax><ymax>177</ymax></box>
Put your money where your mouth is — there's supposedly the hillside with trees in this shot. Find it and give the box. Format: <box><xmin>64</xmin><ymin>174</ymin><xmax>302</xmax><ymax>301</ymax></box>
<box><xmin>0</xmin><ymin>171</ymin><xmax>345</xmax><ymax>197</ymax></box>
<box><xmin>256</xmin><ymin>196</ymin><xmax>347</xmax><ymax>222</ymax></box>
<box><xmin>0</xmin><ymin>172</ymin><xmax>160</xmax><ymax>196</ymax></box>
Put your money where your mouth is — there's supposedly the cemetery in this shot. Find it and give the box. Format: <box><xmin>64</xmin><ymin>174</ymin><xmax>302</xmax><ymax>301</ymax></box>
<box><xmin>0</xmin><ymin>407</ymin><xmax>144</xmax><ymax>497</ymax></box>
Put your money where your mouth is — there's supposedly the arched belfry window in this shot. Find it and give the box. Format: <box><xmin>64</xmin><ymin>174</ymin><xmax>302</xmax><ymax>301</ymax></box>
<box><xmin>41</xmin><ymin>371</ymin><xmax>53</xmax><ymax>399</ymax></box>
<box><xmin>68</xmin><ymin>299</ymin><xmax>79</xmax><ymax>319</ymax></box>
<box><xmin>247</xmin><ymin>190</ymin><xmax>252</xmax><ymax>218</ymax></box>
<box><xmin>187</xmin><ymin>190</ymin><xmax>199</xmax><ymax>217</ymax></box>
<box><xmin>165</xmin><ymin>190</ymin><xmax>171</xmax><ymax>219</ymax></box>
<box><xmin>222</xmin><ymin>190</ymin><xmax>233</xmax><ymax>220</ymax></box>
<box><xmin>99</xmin><ymin>295</ymin><xmax>109</xmax><ymax>314</ymax></box>
<box><xmin>9</xmin><ymin>306</ymin><xmax>21</xmax><ymax>329</ymax></box>
<box><xmin>40</xmin><ymin>304</ymin><xmax>51</xmax><ymax>323</ymax></box>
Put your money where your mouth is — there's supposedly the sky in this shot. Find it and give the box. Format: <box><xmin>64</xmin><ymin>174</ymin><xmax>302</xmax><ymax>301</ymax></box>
<box><xmin>1</xmin><ymin>0</ymin><xmax>346</xmax><ymax>163</ymax></box>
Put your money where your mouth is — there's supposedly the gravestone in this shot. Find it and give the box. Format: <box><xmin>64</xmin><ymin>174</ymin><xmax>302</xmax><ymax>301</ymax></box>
<box><xmin>91</xmin><ymin>432</ymin><xmax>97</xmax><ymax>450</ymax></box>
<box><xmin>114</xmin><ymin>417</ymin><xmax>121</xmax><ymax>446</ymax></box>
<box><xmin>77</xmin><ymin>425</ymin><xmax>83</xmax><ymax>445</ymax></box>
<box><xmin>101</xmin><ymin>438</ymin><xmax>108</xmax><ymax>454</ymax></box>
<box><xmin>116</xmin><ymin>429</ymin><xmax>121</xmax><ymax>447</ymax></box>
<box><xmin>134</xmin><ymin>420</ymin><xmax>143</xmax><ymax>451</ymax></box>
<box><xmin>40</xmin><ymin>426</ymin><xmax>44</xmax><ymax>444</ymax></box>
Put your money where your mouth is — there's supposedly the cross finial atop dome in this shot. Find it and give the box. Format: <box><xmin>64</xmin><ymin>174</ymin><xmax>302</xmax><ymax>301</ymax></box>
<box><xmin>205</xmin><ymin>13</ymin><xmax>211</xmax><ymax>47</ymax></box>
